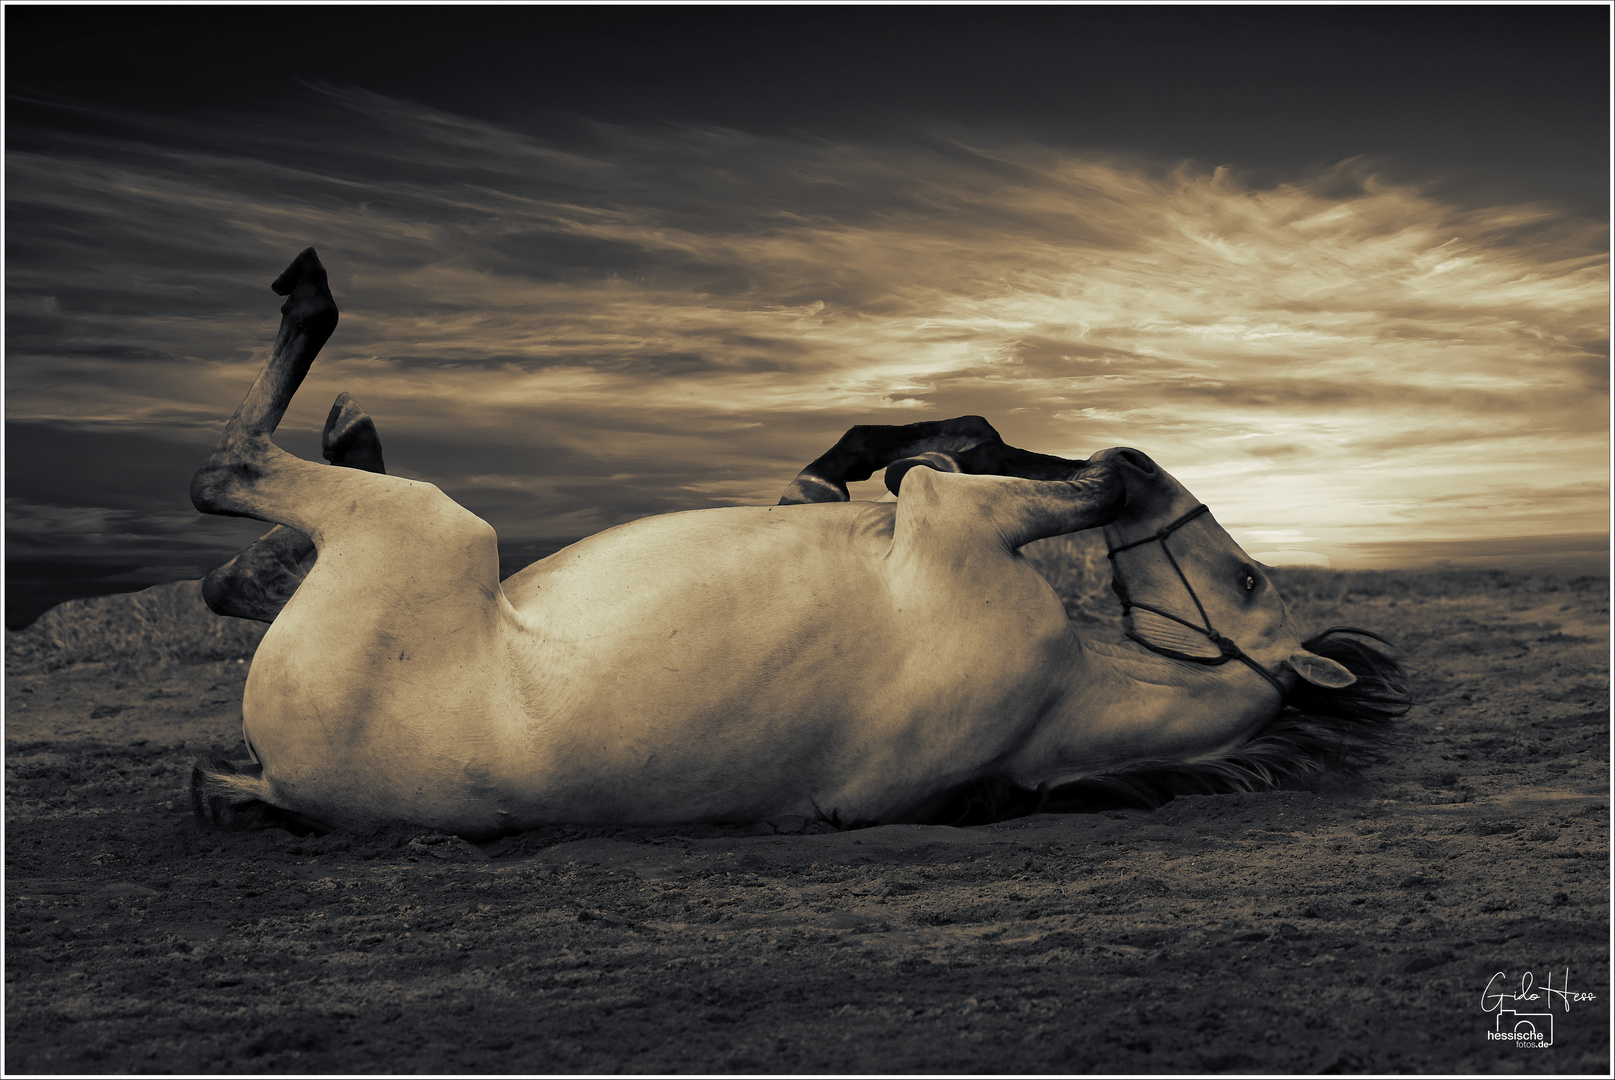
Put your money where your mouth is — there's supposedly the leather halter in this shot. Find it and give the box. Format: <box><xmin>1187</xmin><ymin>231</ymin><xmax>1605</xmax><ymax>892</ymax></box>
<box><xmin>1106</xmin><ymin>504</ymin><xmax>1290</xmax><ymax>702</ymax></box>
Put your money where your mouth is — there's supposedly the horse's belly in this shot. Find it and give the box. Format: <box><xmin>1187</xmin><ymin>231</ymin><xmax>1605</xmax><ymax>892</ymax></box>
<box><xmin>497</xmin><ymin>503</ymin><xmax>1075</xmax><ymax>823</ymax></box>
<box><xmin>503</xmin><ymin>507</ymin><xmax>902</xmax><ymax>820</ymax></box>
<box><xmin>242</xmin><ymin>500</ymin><xmax>1078</xmax><ymax>831</ymax></box>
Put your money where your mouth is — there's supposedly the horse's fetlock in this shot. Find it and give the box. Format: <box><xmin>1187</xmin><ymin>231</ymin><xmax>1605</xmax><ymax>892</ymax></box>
<box><xmin>279</xmin><ymin>294</ymin><xmax>339</xmax><ymax>338</ymax></box>
<box><xmin>189</xmin><ymin>457</ymin><xmax>265</xmax><ymax>515</ymax></box>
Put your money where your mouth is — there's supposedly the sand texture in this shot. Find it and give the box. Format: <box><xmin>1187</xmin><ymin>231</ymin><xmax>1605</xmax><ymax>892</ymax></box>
<box><xmin>4</xmin><ymin>565</ymin><xmax>1609</xmax><ymax>1073</ymax></box>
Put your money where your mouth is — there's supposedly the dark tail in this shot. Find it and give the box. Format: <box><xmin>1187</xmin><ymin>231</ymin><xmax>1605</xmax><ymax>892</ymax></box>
<box><xmin>190</xmin><ymin>757</ymin><xmax>327</xmax><ymax>835</ymax></box>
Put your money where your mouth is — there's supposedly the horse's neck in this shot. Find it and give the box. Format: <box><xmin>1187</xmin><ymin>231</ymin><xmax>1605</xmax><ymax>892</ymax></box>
<box><xmin>1006</xmin><ymin>635</ymin><xmax>1276</xmax><ymax>785</ymax></box>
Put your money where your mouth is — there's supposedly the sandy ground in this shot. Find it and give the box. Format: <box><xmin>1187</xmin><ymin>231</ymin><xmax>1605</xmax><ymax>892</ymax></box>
<box><xmin>4</xmin><ymin>569</ymin><xmax>1609</xmax><ymax>1074</ymax></box>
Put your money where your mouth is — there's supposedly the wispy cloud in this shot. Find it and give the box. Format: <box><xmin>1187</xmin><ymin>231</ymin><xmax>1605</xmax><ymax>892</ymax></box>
<box><xmin>6</xmin><ymin>87</ymin><xmax>1607</xmax><ymax>570</ymax></box>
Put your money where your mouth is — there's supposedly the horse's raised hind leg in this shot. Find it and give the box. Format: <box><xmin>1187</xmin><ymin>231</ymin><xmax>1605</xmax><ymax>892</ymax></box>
<box><xmin>189</xmin><ymin>247</ymin><xmax>340</xmax><ymax>524</ymax></box>
<box><xmin>201</xmin><ymin>393</ymin><xmax>388</xmax><ymax>623</ymax></box>
<box><xmin>189</xmin><ymin>249</ymin><xmax>477</xmax><ymax>549</ymax></box>
<box><xmin>779</xmin><ymin>416</ymin><xmax>1085</xmax><ymax>504</ymax></box>
<box><xmin>189</xmin><ymin>248</ymin><xmax>503</xmax><ymax>834</ymax></box>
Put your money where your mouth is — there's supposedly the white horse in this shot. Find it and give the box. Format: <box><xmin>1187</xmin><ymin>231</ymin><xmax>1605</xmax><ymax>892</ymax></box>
<box><xmin>191</xmin><ymin>249</ymin><xmax>1408</xmax><ymax>838</ymax></box>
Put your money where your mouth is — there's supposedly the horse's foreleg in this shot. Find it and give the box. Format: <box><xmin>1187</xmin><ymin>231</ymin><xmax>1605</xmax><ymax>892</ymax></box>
<box><xmin>950</xmin><ymin>440</ymin><xmax>1088</xmax><ymax>483</ymax></box>
<box><xmin>896</xmin><ymin>460</ymin><xmax>1126</xmax><ymax>551</ymax></box>
<box><xmin>201</xmin><ymin>393</ymin><xmax>388</xmax><ymax>622</ymax></box>
<box><xmin>881</xmin><ymin>441</ymin><xmax>1088</xmax><ymax>498</ymax></box>
<box><xmin>994</xmin><ymin>461</ymin><xmax>1127</xmax><ymax>547</ymax></box>
<box><xmin>778</xmin><ymin>416</ymin><xmax>1004</xmax><ymax>503</ymax></box>
<box><xmin>780</xmin><ymin>416</ymin><xmax>1086</xmax><ymax>504</ymax></box>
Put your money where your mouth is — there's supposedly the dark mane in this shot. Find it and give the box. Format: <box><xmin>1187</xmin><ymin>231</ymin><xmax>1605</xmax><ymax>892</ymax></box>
<box><xmin>919</xmin><ymin>627</ymin><xmax>1412</xmax><ymax>827</ymax></box>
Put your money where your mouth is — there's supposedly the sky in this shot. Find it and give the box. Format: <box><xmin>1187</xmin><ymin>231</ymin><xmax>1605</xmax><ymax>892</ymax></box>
<box><xmin>4</xmin><ymin>5</ymin><xmax>1610</xmax><ymax>626</ymax></box>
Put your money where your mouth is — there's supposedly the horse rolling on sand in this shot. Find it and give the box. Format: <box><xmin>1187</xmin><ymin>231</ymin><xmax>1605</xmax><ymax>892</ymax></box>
<box><xmin>191</xmin><ymin>249</ymin><xmax>1409</xmax><ymax>838</ymax></box>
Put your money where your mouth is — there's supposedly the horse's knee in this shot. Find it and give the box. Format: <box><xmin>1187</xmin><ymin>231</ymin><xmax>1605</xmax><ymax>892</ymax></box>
<box><xmin>895</xmin><ymin>463</ymin><xmax>1124</xmax><ymax>549</ymax></box>
<box><xmin>450</xmin><ymin>507</ymin><xmax>502</xmax><ymax>583</ymax></box>
<box><xmin>890</xmin><ymin>466</ymin><xmax>982</xmax><ymax>534</ymax></box>
<box><xmin>944</xmin><ymin>415</ymin><xmax>998</xmax><ymax>444</ymax></box>
<box><xmin>202</xmin><ymin>561</ymin><xmax>295</xmax><ymax>623</ymax></box>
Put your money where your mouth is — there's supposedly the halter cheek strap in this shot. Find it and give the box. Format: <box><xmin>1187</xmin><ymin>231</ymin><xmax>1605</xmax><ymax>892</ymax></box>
<box><xmin>1107</xmin><ymin>504</ymin><xmax>1290</xmax><ymax>702</ymax></box>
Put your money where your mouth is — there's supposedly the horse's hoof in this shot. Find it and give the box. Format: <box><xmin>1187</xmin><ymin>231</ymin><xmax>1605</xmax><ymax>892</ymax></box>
<box><xmin>272</xmin><ymin>248</ymin><xmax>338</xmax><ymax>331</ymax></box>
<box><xmin>322</xmin><ymin>393</ymin><xmax>386</xmax><ymax>474</ymax></box>
<box><xmin>884</xmin><ymin>451</ymin><xmax>963</xmax><ymax>496</ymax></box>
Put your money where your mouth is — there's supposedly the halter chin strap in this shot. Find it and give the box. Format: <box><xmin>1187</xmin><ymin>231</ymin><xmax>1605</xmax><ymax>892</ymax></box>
<box><xmin>1106</xmin><ymin>504</ymin><xmax>1290</xmax><ymax>702</ymax></box>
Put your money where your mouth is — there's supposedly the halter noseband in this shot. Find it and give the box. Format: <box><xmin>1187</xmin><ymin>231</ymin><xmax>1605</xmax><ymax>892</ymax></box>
<box><xmin>1106</xmin><ymin>504</ymin><xmax>1290</xmax><ymax>702</ymax></box>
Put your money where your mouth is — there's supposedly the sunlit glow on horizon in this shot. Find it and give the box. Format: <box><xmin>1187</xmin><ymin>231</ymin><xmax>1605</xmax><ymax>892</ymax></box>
<box><xmin>6</xmin><ymin>87</ymin><xmax>1608</xmax><ymax>572</ymax></box>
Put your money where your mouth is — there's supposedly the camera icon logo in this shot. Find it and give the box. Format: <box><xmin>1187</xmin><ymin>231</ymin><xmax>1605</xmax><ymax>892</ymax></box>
<box><xmin>1495</xmin><ymin>1009</ymin><xmax>1553</xmax><ymax>1047</ymax></box>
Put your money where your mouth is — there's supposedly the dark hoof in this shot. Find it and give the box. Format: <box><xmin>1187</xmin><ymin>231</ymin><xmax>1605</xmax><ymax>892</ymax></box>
<box><xmin>322</xmin><ymin>393</ymin><xmax>386</xmax><ymax>474</ymax></box>
<box><xmin>272</xmin><ymin>248</ymin><xmax>338</xmax><ymax>332</ymax></box>
<box><xmin>884</xmin><ymin>451</ymin><xmax>963</xmax><ymax>496</ymax></box>
<box><xmin>778</xmin><ymin>473</ymin><xmax>851</xmax><ymax>505</ymax></box>
<box><xmin>201</xmin><ymin>525</ymin><xmax>314</xmax><ymax>622</ymax></box>
<box><xmin>271</xmin><ymin>247</ymin><xmax>328</xmax><ymax>296</ymax></box>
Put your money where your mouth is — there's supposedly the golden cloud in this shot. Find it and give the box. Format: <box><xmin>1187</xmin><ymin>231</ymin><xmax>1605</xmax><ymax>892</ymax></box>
<box><xmin>6</xmin><ymin>90</ymin><xmax>1607</xmax><ymax>563</ymax></box>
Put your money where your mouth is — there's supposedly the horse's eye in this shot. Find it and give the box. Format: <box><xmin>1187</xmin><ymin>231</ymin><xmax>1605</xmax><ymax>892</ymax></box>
<box><xmin>1243</xmin><ymin>572</ymin><xmax>1257</xmax><ymax>592</ymax></box>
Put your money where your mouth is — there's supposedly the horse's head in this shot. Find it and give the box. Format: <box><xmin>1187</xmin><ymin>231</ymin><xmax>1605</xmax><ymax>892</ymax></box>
<box><xmin>1090</xmin><ymin>447</ymin><xmax>1356</xmax><ymax>699</ymax></box>
<box><xmin>1002</xmin><ymin>446</ymin><xmax>1412</xmax><ymax>819</ymax></box>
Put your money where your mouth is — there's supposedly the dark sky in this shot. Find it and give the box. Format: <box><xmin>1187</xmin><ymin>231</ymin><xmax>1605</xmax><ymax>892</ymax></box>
<box><xmin>5</xmin><ymin>5</ymin><xmax>1610</xmax><ymax>626</ymax></box>
<box><xmin>10</xmin><ymin>5</ymin><xmax>1607</xmax><ymax>212</ymax></box>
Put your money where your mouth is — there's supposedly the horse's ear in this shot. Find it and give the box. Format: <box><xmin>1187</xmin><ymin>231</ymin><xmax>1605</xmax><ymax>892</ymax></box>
<box><xmin>1285</xmin><ymin>650</ymin><xmax>1356</xmax><ymax>688</ymax></box>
